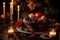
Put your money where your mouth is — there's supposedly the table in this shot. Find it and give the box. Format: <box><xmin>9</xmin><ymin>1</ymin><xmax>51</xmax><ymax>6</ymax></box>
<box><xmin>16</xmin><ymin>27</ymin><xmax>52</xmax><ymax>40</ymax></box>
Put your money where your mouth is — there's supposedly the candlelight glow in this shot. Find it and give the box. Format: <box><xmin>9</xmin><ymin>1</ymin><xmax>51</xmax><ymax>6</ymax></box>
<box><xmin>17</xmin><ymin>5</ymin><xmax>19</xmax><ymax>8</ymax></box>
<box><xmin>49</xmin><ymin>29</ymin><xmax>56</xmax><ymax>37</ymax></box>
<box><xmin>1</xmin><ymin>15</ymin><xmax>5</xmax><ymax>18</ymax></box>
<box><xmin>17</xmin><ymin>5</ymin><xmax>20</xmax><ymax>10</ymax></box>
<box><xmin>10</xmin><ymin>2</ymin><xmax>13</xmax><ymax>20</ymax></box>
<box><xmin>12</xmin><ymin>0</ymin><xmax>13</xmax><ymax>2</ymax></box>
<box><xmin>11</xmin><ymin>0</ymin><xmax>13</xmax><ymax>6</ymax></box>
<box><xmin>10</xmin><ymin>2</ymin><xmax>13</xmax><ymax>7</ymax></box>
<box><xmin>29</xmin><ymin>13</ymin><xmax>33</xmax><ymax>18</ymax></box>
<box><xmin>8</xmin><ymin>27</ymin><xmax>14</xmax><ymax>34</ymax></box>
<box><xmin>3</xmin><ymin>2</ymin><xmax>5</xmax><ymax>5</ymax></box>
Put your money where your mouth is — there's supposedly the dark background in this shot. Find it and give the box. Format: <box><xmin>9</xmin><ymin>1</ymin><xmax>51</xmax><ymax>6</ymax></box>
<box><xmin>0</xmin><ymin>0</ymin><xmax>60</xmax><ymax>22</ymax></box>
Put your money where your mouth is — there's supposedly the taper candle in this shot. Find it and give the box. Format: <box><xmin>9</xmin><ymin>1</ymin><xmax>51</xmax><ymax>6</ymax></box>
<box><xmin>10</xmin><ymin>2</ymin><xmax>13</xmax><ymax>20</ymax></box>
<box><xmin>3</xmin><ymin>2</ymin><xmax>5</xmax><ymax>18</ymax></box>
<box><xmin>17</xmin><ymin>5</ymin><xmax>20</xmax><ymax>21</ymax></box>
<box><xmin>10</xmin><ymin>0</ymin><xmax>13</xmax><ymax>20</ymax></box>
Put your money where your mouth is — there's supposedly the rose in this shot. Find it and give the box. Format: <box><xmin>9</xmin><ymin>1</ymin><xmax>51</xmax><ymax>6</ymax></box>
<box><xmin>16</xmin><ymin>20</ymin><xmax>23</xmax><ymax>28</ymax></box>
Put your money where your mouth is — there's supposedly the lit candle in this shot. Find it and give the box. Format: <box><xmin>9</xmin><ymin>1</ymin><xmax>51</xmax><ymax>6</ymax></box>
<box><xmin>11</xmin><ymin>0</ymin><xmax>13</xmax><ymax>15</ymax></box>
<box><xmin>10</xmin><ymin>0</ymin><xmax>13</xmax><ymax>20</ymax></box>
<box><xmin>3</xmin><ymin>2</ymin><xmax>5</xmax><ymax>18</ymax></box>
<box><xmin>8</xmin><ymin>27</ymin><xmax>14</xmax><ymax>34</ymax></box>
<box><xmin>17</xmin><ymin>5</ymin><xmax>20</xmax><ymax>21</ymax></box>
<box><xmin>12</xmin><ymin>0</ymin><xmax>13</xmax><ymax>2</ymax></box>
<box><xmin>10</xmin><ymin>2</ymin><xmax>13</xmax><ymax>20</ymax></box>
<box><xmin>49</xmin><ymin>29</ymin><xmax>56</xmax><ymax>37</ymax></box>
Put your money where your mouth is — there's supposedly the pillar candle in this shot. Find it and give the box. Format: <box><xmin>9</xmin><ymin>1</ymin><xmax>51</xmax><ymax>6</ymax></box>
<box><xmin>49</xmin><ymin>29</ymin><xmax>56</xmax><ymax>37</ymax></box>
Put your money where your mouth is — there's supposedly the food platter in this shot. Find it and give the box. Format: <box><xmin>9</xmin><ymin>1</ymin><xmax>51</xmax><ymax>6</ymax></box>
<box><xmin>16</xmin><ymin>27</ymin><xmax>43</xmax><ymax>34</ymax></box>
<box><xmin>16</xmin><ymin>27</ymin><xmax>52</xmax><ymax>39</ymax></box>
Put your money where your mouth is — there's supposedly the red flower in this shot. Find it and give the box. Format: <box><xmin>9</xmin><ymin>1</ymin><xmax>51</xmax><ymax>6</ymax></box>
<box><xmin>34</xmin><ymin>12</ymin><xmax>45</xmax><ymax>18</ymax></box>
<box><xmin>16</xmin><ymin>20</ymin><xmax>23</xmax><ymax>28</ymax></box>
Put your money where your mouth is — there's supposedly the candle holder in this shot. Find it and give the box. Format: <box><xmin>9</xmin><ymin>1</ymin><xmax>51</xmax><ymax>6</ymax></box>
<box><xmin>1</xmin><ymin>14</ymin><xmax>6</xmax><ymax>26</ymax></box>
<box><xmin>3</xmin><ymin>2</ymin><xmax>5</xmax><ymax>26</ymax></box>
<box><xmin>7</xmin><ymin>26</ymin><xmax>18</xmax><ymax>40</ymax></box>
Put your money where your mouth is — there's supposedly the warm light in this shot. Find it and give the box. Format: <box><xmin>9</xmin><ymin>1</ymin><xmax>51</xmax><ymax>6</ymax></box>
<box><xmin>3</xmin><ymin>2</ymin><xmax>5</xmax><ymax>18</ymax></box>
<box><xmin>8</xmin><ymin>27</ymin><xmax>14</xmax><ymax>34</ymax></box>
<box><xmin>17</xmin><ymin>5</ymin><xmax>20</xmax><ymax>10</ymax></box>
<box><xmin>10</xmin><ymin>2</ymin><xmax>13</xmax><ymax>20</ymax></box>
<box><xmin>17</xmin><ymin>5</ymin><xmax>20</xmax><ymax>21</ymax></box>
<box><xmin>49</xmin><ymin>29</ymin><xmax>56</xmax><ymax>37</ymax></box>
<box><xmin>1</xmin><ymin>15</ymin><xmax>5</xmax><ymax>18</ymax></box>
<box><xmin>17</xmin><ymin>5</ymin><xmax>19</xmax><ymax>8</ymax></box>
<box><xmin>12</xmin><ymin>0</ymin><xmax>13</xmax><ymax>2</ymax></box>
<box><xmin>11</xmin><ymin>0</ymin><xmax>13</xmax><ymax>5</ymax></box>
<box><xmin>10</xmin><ymin>2</ymin><xmax>13</xmax><ymax>7</ymax></box>
<box><xmin>29</xmin><ymin>13</ymin><xmax>33</xmax><ymax>18</ymax></box>
<box><xmin>40</xmin><ymin>16</ymin><xmax>46</xmax><ymax>21</ymax></box>
<box><xmin>3</xmin><ymin>2</ymin><xmax>5</xmax><ymax>5</ymax></box>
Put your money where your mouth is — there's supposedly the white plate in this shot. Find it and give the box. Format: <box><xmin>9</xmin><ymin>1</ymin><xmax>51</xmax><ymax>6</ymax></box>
<box><xmin>16</xmin><ymin>27</ymin><xmax>43</xmax><ymax>34</ymax></box>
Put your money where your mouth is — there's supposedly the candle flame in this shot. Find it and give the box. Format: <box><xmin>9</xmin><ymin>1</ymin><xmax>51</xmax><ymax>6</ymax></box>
<box><xmin>49</xmin><ymin>29</ymin><xmax>56</xmax><ymax>37</ymax></box>
<box><xmin>17</xmin><ymin>5</ymin><xmax>19</xmax><ymax>9</ymax></box>
<box><xmin>10</xmin><ymin>2</ymin><xmax>13</xmax><ymax>5</ymax></box>
<box><xmin>3</xmin><ymin>2</ymin><xmax>5</xmax><ymax>5</ymax></box>
<box><xmin>12</xmin><ymin>0</ymin><xmax>13</xmax><ymax>2</ymax></box>
<box><xmin>17</xmin><ymin>5</ymin><xmax>19</xmax><ymax>8</ymax></box>
<box><xmin>8</xmin><ymin>27</ymin><xmax>14</xmax><ymax>34</ymax></box>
